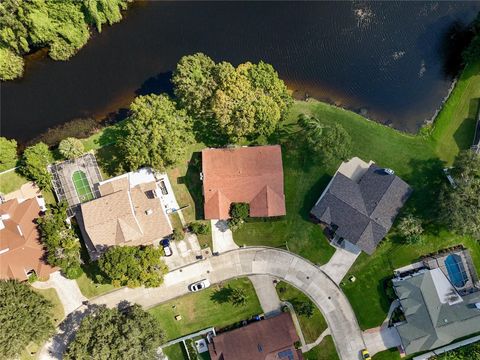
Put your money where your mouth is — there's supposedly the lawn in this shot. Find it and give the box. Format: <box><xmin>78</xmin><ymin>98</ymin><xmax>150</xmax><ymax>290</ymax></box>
<box><xmin>148</xmin><ymin>277</ymin><xmax>262</xmax><ymax>340</ymax></box>
<box><xmin>163</xmin><ymin>343</ymin><xmax>188</xmax><ymax>360</ymax></box>
<box><xmin>303</xmin><ymin>335</ymin><xmax>340</xmax><ymax>360</ymax></box>
<box><xmin>276</xmin><ymin>281</ymin><xmax>327</xmax><ymax>344</ymax></box>
<box><xmin>0</xmin><ymin>170</ymin><xmax>28</xmax><ymax>194</ymax></box>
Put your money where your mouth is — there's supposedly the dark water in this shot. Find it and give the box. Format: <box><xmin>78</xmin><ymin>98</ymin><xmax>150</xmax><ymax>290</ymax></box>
<box><xmin>1</xmin><ymin>1</ymin><xmax>480</xmax><ymax>143</ymax></box>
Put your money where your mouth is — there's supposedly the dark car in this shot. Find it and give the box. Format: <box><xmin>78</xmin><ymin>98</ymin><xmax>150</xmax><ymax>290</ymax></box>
<box><xmin>161</xmin><ymin>239</ymin><xmax>172</xmax><ymax>257</ymax></box>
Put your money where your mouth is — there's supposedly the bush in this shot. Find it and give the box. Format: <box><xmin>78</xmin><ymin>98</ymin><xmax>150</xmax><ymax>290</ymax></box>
<box><xmin>189</xmin><ymin>221</ymin><xmax>209</xmax><ymax>235</ymax></box>
<box><xmin>64</xmin><ymin>264</ymin><xmax>83</xmax><ymax>279</ymax></box>
<box><xmin>229</xmin><ymin>203</ymin><xmax>250</xmax><ymax>231</ymax></box>
<box><xmin>0</xmin><ymin>137</ymin><xmax>18</xmax><ymax>171</ymax></box>
<box><xmin>172</xmin><ymin>228</ymin><xmax>185</xmax><ymax>241</ymax></box>
<box><xmin>397</xmin><ymin>214</ymin><xmax>424</xmax><ymax>244</ymax></box>
<box><xmin>19</xmin><ymin>142</ymin><xmax>53</xmax><ymax>190</ymax></box>
<box><xmin>58</xmin><ymin>137</ymin><xmax>85</xmax><ymax>159</ymax></box>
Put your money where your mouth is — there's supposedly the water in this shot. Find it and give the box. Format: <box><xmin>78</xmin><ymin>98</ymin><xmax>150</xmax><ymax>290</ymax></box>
<box><xmin>1</xmin><ymin>1</ymin><xmax>479</xmax><ymax>143</ymax></box>
<box><xmin>445</xmin><ymin>254</ymin><xmax>467</xmax><ymax>288</ymax></box>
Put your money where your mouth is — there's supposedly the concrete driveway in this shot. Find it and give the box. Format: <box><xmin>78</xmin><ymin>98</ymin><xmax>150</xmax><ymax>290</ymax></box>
<box><xmin>249</xmin><ymin>275</ymin><xmax>282</xmax><ymax>317</ymax></box>
<box><xmin>87</xmin><ymin>247</ymin><xmax>365</xmax><ymax>360</ymax></box>
<box><xmin>321</xmin><ymin>241</ymin><xmax>361</xmax><ymax>284</ymax></box>
<box><xmin>363</xmin><ymin>326</ymin><xmax>401</xmax><ymax>355</ymax></box>
<box><xmin>211</xmin><ymin>219</ymin><xmax>238</xmax><ymax>252</ymax></box>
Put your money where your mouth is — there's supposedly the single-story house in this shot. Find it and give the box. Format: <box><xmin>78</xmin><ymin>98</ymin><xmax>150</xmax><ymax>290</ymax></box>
<box><xmin>202</xmin><ymin>145</ymin><xmax>286</xmax><ymax>220</ymax></box>
<box><xmin>208</xmin><ymin>312</ymin><xmax>303</xmax><ymax>360</ymax></box>
<box><xmin>310</xmin><ymin>157</ymin><xmax>412</xmax><ymax>254</ymax></box>
<box><xmin>79</xmin><ymin>168</ymin><xmax>173</xmax><ymax>258</ymax></box>
<box><xmin>0</xmin><ymin>196</ymin><xmax>57</xmax><ymax>281</ymax></box>
<box><xmin>393</xmin><ymin>265</ymin><xmax>480</xmax><ymax>355</ymax></box>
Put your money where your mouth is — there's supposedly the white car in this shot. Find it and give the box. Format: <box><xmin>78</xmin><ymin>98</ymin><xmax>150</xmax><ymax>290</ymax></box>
<box><xmin>188</xmin><ymin>279</ymin><xmax>211</xmax><ymax>292</ymax></box>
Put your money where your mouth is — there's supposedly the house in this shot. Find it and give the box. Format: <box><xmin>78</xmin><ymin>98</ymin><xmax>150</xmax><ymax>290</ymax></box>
<box><xmin>202</xmin><ymin>145</ymin><xmax>286</xmax><ymax>220</ymax></box>
<box><xmin>208</xmin><ymin>312</ymin><xmax>303</xmax><ymax>360</ymax></box>
<box><xmin>310</xmin><ymin>157</ymin><xmax>412</xmax><ymax>254</ymax></box>
<box><xmin>79</xmin><ymin>169</ymin><xmax>173</xmax><ymax>258</ymax></box>
<box><xmin>393</xmin><ymin>255</ymin><xmax>480</xmax><ymax>355</ymax></box>
<box><xmin>0</xmin><ymin>197</ymin><xmax>57</xmax><ymax>281</ymax></box>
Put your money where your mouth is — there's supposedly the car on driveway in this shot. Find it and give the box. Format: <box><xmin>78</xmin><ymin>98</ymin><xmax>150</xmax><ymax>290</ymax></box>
<box><xmin>189</xmin><ymin>279</ymin><xmax>211</xmax><ymax>292</ymax></box>
<box><xmin>161</xmin><ymin>239</ymin><xmax>172</xmax><ymax>257</ymax></box>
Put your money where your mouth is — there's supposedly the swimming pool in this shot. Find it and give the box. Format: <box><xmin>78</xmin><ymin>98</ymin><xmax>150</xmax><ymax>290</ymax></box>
<box><xmin>445</xmin><ymin>254</ymin><xmax>467</xmax><ymax>288</ymax></box>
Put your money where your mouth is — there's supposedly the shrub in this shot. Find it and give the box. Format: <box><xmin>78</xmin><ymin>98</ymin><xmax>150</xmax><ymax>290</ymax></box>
<box><xmin>0</xmin><ymin>47</ymin><xmax>24</xmax><ymax>80</ymax></box>
<box><xmin>189</xmin><ymin>221</ymin><xmax>209</xmax><ymax>235</ymax></box>
<box><xmin>19</xmin><ymin>142</ymin><xmax>53</xmax><ymax>190</ymax></box>
<box><xmin>58</xmin><ymin>137</ymin><xmax>85</xmax><ymax>159</ymax></box>
<box><xmin>229</xmin><ymin>203</ymin><xmax>250</xmax><ymax>231</ymax></box>
<box><xmin>0</xmin><ymin>137</ymin><xmax>18</xmax><ymax>171</ymax></box>
<box><xmin>397</xmin><ymin>214</ymin><xmax>424</xmax><ymax>244</ymax></box>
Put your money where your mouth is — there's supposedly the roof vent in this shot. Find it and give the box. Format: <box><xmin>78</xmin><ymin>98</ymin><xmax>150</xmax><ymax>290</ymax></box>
<box><xmin>257</xmin><ymin>344</ymin><xmax>263</xmax><ymax>352</ymax></box>
<box><xmin>145</xmin><ymin>209</ymin><xmax>153</xmax><ymax>215</ymax></box>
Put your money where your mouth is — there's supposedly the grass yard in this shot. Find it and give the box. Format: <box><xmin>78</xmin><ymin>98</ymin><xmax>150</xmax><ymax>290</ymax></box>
<box><xmin>276</xmin><ymin>281</ymin><xmax>327</xmax><ymax>344</ymax></box>
<box><xmin>76</xmin><ymin>260</ymin><xmax>115</xmax><ymax>298</ymax></box>
<box><xmin>163</xmin><ymin>343</ymin><xmax>188</xmax><ymax>360</ymax></box>
<box><xmin>149</xmin><ymin>278</ymin><xmax>262</xmax><ymax>340</ymax></box>
<box><xmin>0</xmin><ymin>170</ymin><xmax>28</xmax><ymax>194</ymax></box>
<box><xmin>303</xmin><ymin>335</ymin><xmax>340</xmax><ymax>360</ymax></box>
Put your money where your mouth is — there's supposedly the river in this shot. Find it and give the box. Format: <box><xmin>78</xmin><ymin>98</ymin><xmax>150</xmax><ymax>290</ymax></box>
<box><xmin>1</xmin><ymin>1</ymin><xmax>479</xmax><ymax>143</ymax></box>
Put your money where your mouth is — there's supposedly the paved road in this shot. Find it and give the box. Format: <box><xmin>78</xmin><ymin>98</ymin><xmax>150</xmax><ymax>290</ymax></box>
<box><xmin>89</xmin><ymin>247</ymin><xmax>365</xmax><ymax>360</ymax></box>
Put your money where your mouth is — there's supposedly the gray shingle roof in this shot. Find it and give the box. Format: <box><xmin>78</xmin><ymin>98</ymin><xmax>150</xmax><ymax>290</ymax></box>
<box><xmin>311</xmin><ymin>165</ymin><xmax>412</xmax><ymax>254</ymax></box>
<box><xmin>394</xmin><ymin>270</ymin><xmax>480</xmax><ymax>355</ymax></box>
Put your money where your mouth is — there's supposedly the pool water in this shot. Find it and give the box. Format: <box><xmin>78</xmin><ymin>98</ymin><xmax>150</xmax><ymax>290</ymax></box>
<box><xmin>445</xmin><ymin>254</ymin><xmax>467</xmax><ymax>288</ymax></box>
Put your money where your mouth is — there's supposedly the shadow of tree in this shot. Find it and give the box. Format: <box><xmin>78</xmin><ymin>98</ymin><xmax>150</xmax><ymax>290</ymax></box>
<box><xmin>453</xmin><ymin>98</ymin><xmax>479</xmax><ymax>149</ymax></box>
<box><xmin>184</xmin><ymin>152</ymin><xmax>204</xmax><ymax>220</ymax></box>
<box><xmin>300</xmin><ymin>174</ymin><xmax>331</xmax><ymax>222</ymax></box>
<box><xmin>192</xmin><ymin>118</ymin><xmax>230</xmax><ymax>147</ymax></box>
<box><xmin>135</xmin><ymin>72</ymin><xmax>174</xmax><ymax>97</ymax></box>
<box><xmin>210</xmin><ymin>285</ymin><xmax>234</xmax><ymax>305</ymax></box>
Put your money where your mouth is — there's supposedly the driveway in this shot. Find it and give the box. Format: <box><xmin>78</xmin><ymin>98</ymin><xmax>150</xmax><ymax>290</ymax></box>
<box><xmin>87</xmin><ymin>247</ymin><xmax>365</xmax><ymax>360</ymax></box>
<box><xmin>249</xmin><ymin>275</ymin><xmax>282</xmax><ymax>317</ymax></box>
<box><xmin>211</xmin><ymin>219</ymin><xmax>238</xmax><ymax>253</ymax></box>
<box><xmin>363</xmin><ymin>327</ymin><xmax>401</xmax><ymax>355</ymax></box>
<box><xmin>321</xmin><ymin>241</ymin><xmax>361</xmax><ymax>284</ymax></box>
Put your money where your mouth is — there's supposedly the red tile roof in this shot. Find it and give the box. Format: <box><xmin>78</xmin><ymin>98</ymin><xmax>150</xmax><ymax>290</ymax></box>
<box><xmin>208</xmin><ymin>313</ymin><xmax>302</xmax><ymax>360</ymax></box>
<box><xmin>202</xmin><ymin>146</ymin><xmax>286</xmax><ymax>219</ymax></box>
<box><xmin>0</xmin><ymin>198</ymin><xmax>57</xmax><ymax>281</ymax></box>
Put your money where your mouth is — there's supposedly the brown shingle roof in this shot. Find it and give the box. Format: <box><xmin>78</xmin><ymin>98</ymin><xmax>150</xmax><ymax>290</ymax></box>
<box><xmin>208</xmin><ymin>313</ymin><xmax>302</xmax><ymax>360</ymax></box>
<box><xmin>0</xmin><ymin>198</ymin><xmax>57</xmax><ymax>281</ymax></box>
<box><xmin>80</xmin><ymin>178</ymin><xmax>172</xmax><ymax>252</ymax></box>
<box><xmin>202</xmin><ymin>146</ymin><xmax>286</xmax><ymax>219</ymax></box>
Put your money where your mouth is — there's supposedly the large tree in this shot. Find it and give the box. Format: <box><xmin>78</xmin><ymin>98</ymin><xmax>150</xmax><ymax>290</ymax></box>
<box><xmin>98</xmin><ymin>246</ymin><xmax>168</xmax><ymax>288</ymax></box>
<box><xmin>0</xmin><ymin>47</ymin><xmax>24</xmax><ymax>80</ymax></box>
<box><xmin>19</xmin><ymin>142</ymin><xmax>53</xmax><ymax>189</ymax></box>
<box><xmin>37</xmin><ymin>202</ymin><xmax>82</xmax><ymax>278</ymax></box>
<box><xmin>64</xmin><ymin>304</ymin><xmax>165</xmax><ymax>360</ymax></box>
<box><xmin>0</xmin><ymin>136</ymin><xmax>18</xmax><ymax>171</ymax></box>
<box><xmin>172</xmin><ymin>53</ymin><xmax>292</xmax><ymax>142</ymax></box>
<box><xmin>0</xmin><ymin>280</ymin><xmax>55</xmax><ymax>359</ymax></box>
<box><xmin>118</xmin><ymin>94</ymin><xmax>194</xmax><ymax>171</ymax></box>
<box><xmin>462</xmin><ymin>12</ymin><xmax>480</xmax><ymax>64</ymax></box>
<box><xmin>439</xmin><ymin>150</ymin><xmax>480</xmax><ymax>239</ymax></box>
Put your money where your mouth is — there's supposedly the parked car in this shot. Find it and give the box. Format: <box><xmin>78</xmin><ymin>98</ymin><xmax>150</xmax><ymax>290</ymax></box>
<box><xmin>188</xmin><ymin>279</ymin><xmax>211</xmax><ymax>292</ymax></box>
<box><xmin>361</xmin><ymin>349</ymin><xmax>371</xmax><ymax>360</ymax></box>
<box><xmin>161</xmin><ymin>239</ymin><xmax>172</xmax><ymax>257</ymax></box>
<box><xmin>383</xmin><ymin>168</ymin><xmax>395</xmax><ymax>175</ymax></box>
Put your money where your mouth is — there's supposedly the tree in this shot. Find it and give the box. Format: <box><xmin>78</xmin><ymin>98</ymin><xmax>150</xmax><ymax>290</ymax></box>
<box><xmin>58</xmin><ymin>137</ymin><xmax>85</xmax><ymax>159</ymax></box>
<box><xmin>229</xmin><ymin>202</ymin><xmax>250</xmax><ymax>231</ymax></box>
<box><xmin>20</xmin><ymin>142</ymin><xmax>53</xmax><ymax>189</ymax></box>
<box><xmin>291</xmin><ymin>298</ymin><xmax>314</xmax><ymax>318</ymax></box>
<box><xmin>64</xmin><ymin>304</ymin><xmax>165</xmax><ymax>360</ymax></box>
<box><xmin>98</xmin><ymin>246</ymin><xmax>168</xmax><ymax>288</ymax></box>
<box><xmin>173</xmin><ymin>53</ymin><xmax>292</xmax><ymax>142</ymax></box>
<box><xmin>0</xmin><ymin>280</ymin><xmax>55</xmax><ymax>359</ymax></box>
<box><xmin>189</xmin><ymin>222</ymin><xmax>209</xmax><ymax>235</ymax></box>
<box><xmin>439</xmin><ymin>150</ymin><xmax>480</xmax><ymax>239</ymax></box>
<box><xmin>230</xmin><ymin>287</ymin><xmax>247</xmax><ymax>307</ymax></box>
<box><xmin>397</xmin><ymin>214</ymin><xmax>424</xmax><ymax>244</ymax></box>
<box><xmin>0</xmin><ymin>47</ymin><xmax>24</xmax><ymax>80</ymax></box>
<box><xmin>37</xmin><ymin>202</ymin><xmax>82</xmax><ymax>278</ymax></box>
<box><xmin>0</xmin><ymin>136</ymin><xmax>17</xmax><ymax>171</ymax></box>
<box><xmin>81</xmin><ymin>0</ymin><xmax>127</xmax><ymax>33</ymax></box>
<box><xmin>462</xmin><ymin>12</ymin><xmax>480</xmax><ymax>64</ymax></box>
<box><xmin>118</xmin><ymin>94</ymin><xmax>194</xmax><ymax>171</ymax></box>
<box><xmin>298</xmin><ymin>114</ymin><xmax>325</xmax><ymax>151</ymax></box>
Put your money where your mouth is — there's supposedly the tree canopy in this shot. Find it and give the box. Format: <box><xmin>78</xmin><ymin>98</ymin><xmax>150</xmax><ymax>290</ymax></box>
<box><xmin>37</xmin><ymin>202</ymin><xmax>82</xmax><ymax>278</ymax></box>
<box><xmin>0</xmin><ymin>280</ymin><xmax>55</xmax><ymax>359</ymax></box>
<box><xmin>173</xmin><ymin>53</ymin><xmax>292</xmax><ymax>142</ymax></box>
<box><xmin>397</xmin><ymin>214</ymin><xmax>424</xmax><ymax>244</ymax></box>
<box><xmin>98</xmin><ymin>246</ymin><xmax>168</xmax><ymax>288</ymax></box>
<box><xmin>439</xmin><ymin>150</ymin><xmax>480</xmax><ymax>239</ymax></box>
<box><xmin>59</xmin><ymin>137</ymin><xmax>85</xmax><ymax>159</ymax></box>
<box><xmin>64</xmin><ymin>304</ymin><xmax>165</xmax><ymax>360</ymax></box>
<box><xmin>462</xmin><ymin>12</ymin><xmax>480</xmax><ymax>64</ymax></box>
<box><xmin>0</xmin><ymin>0</ymin><xmax>128</xmax><ymax>80</ymax></box>
<box><xmin>0</xmin><ymin>136</ymin><xmax>18</xmax><ymax>171</ymax></box>
<box><xmin>19</xmin><ymin>141</ymin><xmax>53</xmax><ymax>189</ymax></box>
<box><xmin>118</xmin><ymin>94</ymin><xmax>194</xmax><ymax>171</ymax></box>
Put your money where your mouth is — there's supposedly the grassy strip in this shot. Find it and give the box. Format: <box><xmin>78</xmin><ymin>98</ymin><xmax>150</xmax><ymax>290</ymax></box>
<box><xmin>276</xmin><ymin>281</ymin><xmax>327</xmax><ymax>344</ymax></box>
<box><xmin>163</xmin><ymin>343</ymin><xmax>188</xmax><ymax>360</ymax></box>
<box><xmin>303</xmin><ymin>335</ymin><xmax>340</xmax><ymax>360</ymax></box>
<box><xmin>148</xmin><ymin>278</ymin><xmax>262</xmax><ymax>340</ymax></box>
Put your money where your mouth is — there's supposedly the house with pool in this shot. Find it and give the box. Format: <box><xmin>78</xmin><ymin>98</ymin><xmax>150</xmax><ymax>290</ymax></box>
<box><xmin>392</xmin><ymin>248</ymin><xmax>480</xmax><ymax>355</ymax></box>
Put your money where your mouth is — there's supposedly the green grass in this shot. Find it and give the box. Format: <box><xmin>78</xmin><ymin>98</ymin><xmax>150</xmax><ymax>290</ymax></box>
<box><xmin>0</xmin><ymin>170</ymin><xmax>28</xmax><ymax>194</ymax></box>
<box><xmin>372</xmin><ymin>348</ymin><xmax>403</xmax><ymax>360</ymax></box>
<box><xmin>303</xmin><ymin>335</ymin><xmax>340</xmax><ymax>360</ymax></box>
<box><xmin>276</xmin><ymin>281</ymin><xmax>327</xmax><ymax>344</ymax></box>
<box><xmin>163</xmin><ymin>343</ymin><xmax>188</xmax><ymax>360</ymax></box>
<box><xmin>149</xmin><ymin>278</ymin><xmax>262</xmax><ymax>340</ymax></box>
<box><xmin>76</xmin><ymin>260</ymin><xmax>115</xmax><ymax>298</ymax></box>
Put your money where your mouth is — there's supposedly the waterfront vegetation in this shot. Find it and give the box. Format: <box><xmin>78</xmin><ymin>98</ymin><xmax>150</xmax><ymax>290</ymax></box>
<box><xmin>148</xmin><ymin>278</ymin><xmax>262</xmax><ymax>340</ymax></box>
<box><xmin>0</xmin><ymin>0</ymin><xmax>129</xmax><ymax>80</ymax></box>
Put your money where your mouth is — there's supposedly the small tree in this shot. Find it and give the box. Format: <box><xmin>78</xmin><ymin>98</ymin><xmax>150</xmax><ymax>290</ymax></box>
<box><xmin>229</xmin><ymin>203</ymin><xmax>250</xmax><ymax>231</ymax></box>
<box><xmin>230</xmin><ymin>287</ymin><xmax>247</xmax><ymax>307</ymax></box>
<box><xmin>64</xmin><ymin>304</ymin><xmax>165</xmax><ymax>360</ymax></box>
<box><xmin>99</xmin><ymin>246</ymin><xmax>168</xmax><ymax>288</ymax></box>
<box><xmin>37</xmin><ymin>202</ymin><xmax>82</xmax><ymax>278</ymax></box>
<box><xmin>291</xmin><ymin>298</ymin><xmax>314</xmax><ymax>318</ymax></box>
<box><xmin>0</xmin><ymin>136</ymin><xmax>18</xmax><ymax>171</ymax></box>
<box><xmin>58</xmin><ymin>137</ymin><xmax>85</xmax><ymax>159</ymax></box>
<box><xmin>0</xmin><ymin>280</ymin><xmax>55</xmax><ymax>359</ymax></box>
<box><xmin>397</xmin><ymin>214</ymin><xmax>424</xmax><ymax>244</ymax></box>
<box><xmin>189</xmin><ymin>221</ymin><xmax>209</xmax><ymax>235</ymax></box>
<box><xmin>20</xmin><ymin>142</ymin><xmax>53</xmax><ymax>189</ymax></box>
